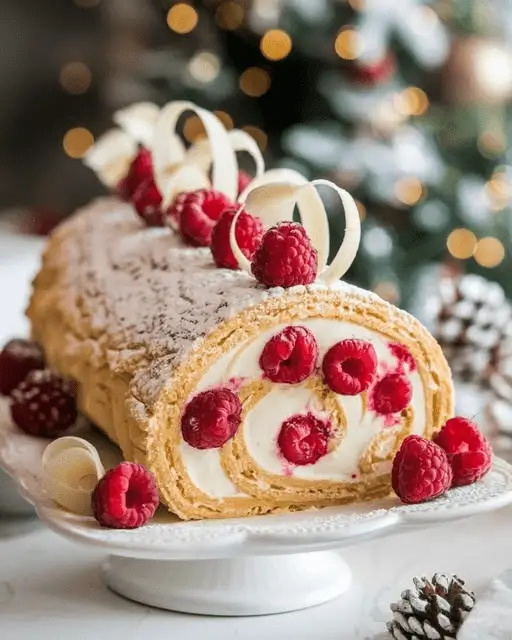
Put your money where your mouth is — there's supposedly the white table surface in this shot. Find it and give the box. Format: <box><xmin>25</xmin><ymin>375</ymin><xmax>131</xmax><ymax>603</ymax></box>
<box><xmin>0</xmin><ymin>231</ymin><xmax>511</xmax><ymax>639</ymax></box>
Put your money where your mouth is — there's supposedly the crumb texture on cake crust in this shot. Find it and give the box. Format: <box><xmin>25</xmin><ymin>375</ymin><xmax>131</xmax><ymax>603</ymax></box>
<box><xmin>27</xmin><ymin>198</ymin><xmax>454</xmax><ymax>520</ymax></box>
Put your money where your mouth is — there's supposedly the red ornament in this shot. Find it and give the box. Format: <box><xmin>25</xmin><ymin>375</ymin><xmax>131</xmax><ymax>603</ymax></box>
<box><xmin>348</xmin><ymin>53</ymin><xmax>395</xmax><ymax>86</ymax></box>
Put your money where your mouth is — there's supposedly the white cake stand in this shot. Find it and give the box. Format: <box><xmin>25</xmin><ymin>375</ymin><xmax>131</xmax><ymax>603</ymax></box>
<box><xmin>2</xmin><ymin>409</ymin><xmax>512</xmax><ymax>617</ymax></box>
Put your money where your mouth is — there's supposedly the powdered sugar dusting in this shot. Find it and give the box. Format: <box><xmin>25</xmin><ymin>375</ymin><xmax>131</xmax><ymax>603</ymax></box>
<box><xmin>41</xmin><ymin>198</ymin><xmax>409</xmax><ymax>412</ymax></box>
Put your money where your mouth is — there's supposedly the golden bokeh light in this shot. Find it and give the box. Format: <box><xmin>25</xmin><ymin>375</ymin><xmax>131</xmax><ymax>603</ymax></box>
<box><xmin>214</xmin><ymin>110</ymin><xmax>234</xmax><ymax>130</ymax></box>
<box><xmin>373</xmin><ymin>281</ymin><xmax>400</xmax><ymax>304</ymax></box>
<box><xmin>474</xmin><ymin>237</ymin><xmax>505</xmax><ymax>268</ymax></box>
<box><xmin>260</xmin><ymin>29</ymin><xmax>292</xmax><ymax>61</ymax></box>
<box><xmin>395</xmin><ymin>87</ymin><xmax>429</xmax><ymax>116</ymax></box>
<box><xmin>446</xmin><ymin>228</ymin><xmax>477</xmax><ymax>260</ymax></box>
<box><xmin>478</xmin><ymin>131</ymin><xmax>507</xmax><ymax>156</ymax></box>
<box><xmin>167</xmin><ymin>3</ymin><xmax>198</xmax><ymax>34</ymax></box>
<box><xmin>242</xmin><ymin>126</ymin><xmax>268</xmax><ymax>151</ymax></box>
<box><xmin>215</xmin><ymin>1</ymin><xmax>244</xmax><ymax>30</ymax></box>
<box><xmin>239</xmin><ymin>67</ymin><xmax>271</xmax><ymax>97</ymax></box>
<box><xmin>394</xmin><ymin>177</ymin><xmax>424</xmax><ymax>205</ymax></box>
<box><xmin>59</xmin><ymin>61</ymin><xmax>92</xmax><ymax>95</ymax></box>
<box><xmin>334</xmin><ymin>28</ymin><xmax>362</xmax><ymax>60</ymax></box>
<box><xmin>188</xmin><ymin>51</ymin><xmax>221</xmax><ymax>83</ymax></box>
<box><xmin>183</xmin><ymin>115</ymin><xmax>207</xmax><ymax>143</ymax></box>
<box><xmin>62</xmin><ymin>127</ymin><xmax>94</xmax><ymax>159</ymax></box>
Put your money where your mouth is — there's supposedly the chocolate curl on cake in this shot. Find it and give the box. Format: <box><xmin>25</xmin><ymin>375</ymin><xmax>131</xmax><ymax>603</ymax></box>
<box><xmin>112</xmin><ymin>102</ymin><xmax>162</xmax><ymax>148</ymax></box>
<box><xmin>231</xmin><ymin>178</ymin><xmax>362</xmax><ymax>284</ymax></box>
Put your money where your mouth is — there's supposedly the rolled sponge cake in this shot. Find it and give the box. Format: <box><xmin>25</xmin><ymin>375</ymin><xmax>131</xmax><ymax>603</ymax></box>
<box><xmin>27</xmin><ymin>197</ymin><xmax>454</xmax><ymax>520</ymax></box>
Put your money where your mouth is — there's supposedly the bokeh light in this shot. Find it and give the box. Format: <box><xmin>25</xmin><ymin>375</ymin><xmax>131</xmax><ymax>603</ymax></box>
<box><xmin>395</xmin><ymin>87</ymin><xmax>429</xmax><ymax>116</ymax></box>
<box><xmin>355</xmin><ymin>199</ymin><xmax>366</xmax><ymax>220</ymax></box>
<box><xmin>260</xmin><ymin>29</ymin><xmax>292</xmax><ymax>61</ymax></box>
<box><xmin>215</xmin><ymin>1</ymin><xmax>244</xmax><ymax>30</ymax></box>
<box><xmin>334</xmin><ymin>28</ymin><xmax>362</xmax><ymax>60</ymax></box>
<box><xmin>478</xmin><ymin>131</ymin><xmax>507</xmax><ymax>156</ymax></box>
<box><xmin>474</xmin><ymin>237</ymin><xmax>505</xmax><ymax>267</ymax></box>
<box><xmin>239</xmin><ymin>67</ymin><xmax>271</xmax><ymax>97</ymax></box>
<box><xmin>167</xmin><ymin>3</ymin><xmax>198</xmax><ymax>34</ymax></box>
<box><xmin>485</xmin><ymin>173</ymin><xmax>510</xmax><ymax>210</ymax></box>
<box><xmin>242</xmin><ymin>126</ymin><xmax>268</xmax><ymax>151</ymax></box>
<box><xmin>59</xmin><ymin>62</ymin><xmax>92</xmax><ymax>95</ymax></box>
<box><xmin>373</xmin><ymin>281</ymin><xmax>400</xmax><ymax>304</ymax></box>
<box><xmin>188</xmin><ymin>52</ymin><xmax>221</xmax><ymax>83</ymax></box>
<box><xmin>183</xmin><ymin>116</ymin><xmax>206</xmax><ymax>143</ymax></box>
<box><xmin>394</xmin><ymin>177</ymin><xmax>424</xmax><ymax>205</ymax></box>
<box><xmin>214</xmin><ymin>111</ymin><xmax>234</xmax><ymax>130</ymax></box>
<box><xmin>63</xmin><ymin>127</ymin><xmax>94</xmax><ymax>159</ymax></box>
<box><xmin>446</xmin><ymin>228</ymin><xmax>477</xmax><ymax>259</ymax></box>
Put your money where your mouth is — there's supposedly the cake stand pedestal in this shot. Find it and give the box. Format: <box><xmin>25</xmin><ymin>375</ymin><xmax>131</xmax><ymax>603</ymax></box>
<box><xmin>2</xmin><ymin>417</ymin><xmax>512</xmax><ymax>616</ymax></box>
<box><xmin>103</xmin><ymin>552</ymin><xmax>350</xmax><ymax>615</ymax></box>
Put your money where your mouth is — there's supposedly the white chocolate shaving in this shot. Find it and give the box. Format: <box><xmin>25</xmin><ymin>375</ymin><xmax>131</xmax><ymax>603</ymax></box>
<box><xmin>238</xmin><ymin>168</ymin><xmax>308</xmax><ymax>203</ymax></box>
<box><xmin>113</xmin><ymin>101</ymin><xmax>162</xmax><ymax>147</ymax></box>
<box><xmin>184</xmin><ymin>128</ymin><xmax>265</xmax><ymax>183</ymax></box>
<box><xmin>83</xmin><ymin>128</ymin><xmax>138</xmax><ymax>188</ymax></box>
<box><xmin>313</xmin><ymin>179</ymin><xmax>361</xmax><ymax>284</ymax></box>
<box><xmin>42</xmin><ymin>437</ymin><xmax>105</xmax><ymax>515</ymax></box>
<box><xmin>152</xmin><ymin>101</ymin><xmax>238</xmax><ymax>206</ymax></box>
<box><xmin>230</xmin><ymin>178</ymin><xmax>361</xmax><ymax>284</ymax></box>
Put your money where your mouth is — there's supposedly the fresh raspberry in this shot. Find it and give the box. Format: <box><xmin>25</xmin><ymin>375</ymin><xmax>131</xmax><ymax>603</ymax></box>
<box><xmin>181</xmin><ymin>387</ymin><xmax>242</xmax><ymax>449</ymax></box>
<box><xmin>433</xmin><ymin>417</ymin><xmax>492</xmax><ymax>487</ymax></box>
<box><xmin>251</xmin><ymin>222</ymin><xmax>318</xmax><ymax>288</ymax></box>
<box><xmin>132</xmin><ymin>177</ymin><xmax>165</xmax><ymax>227</ymax></box>
<box><xmin>10</xmin><ymin>369</ymin><xmax>77</xmax><ymax>438</ymax></box>
<box><xmin>277</xmin><ymin>413</ymin><xmax>331</xmax><ymax>465</ymax></box>
<box><xmin>370</xmin><ymin>373</ymin><xmax>412</xmax><ymax>414</ymax></box>
<box><xmin>0</xmin><ymin>338</ymin><xmax>45</xmax><ymax>396</ymax></box>
<box><xmin>177</xmin><ymin>189</ymin><xmax>235</xmax><ymax>247</ymax></box>
<box><xmin>91</xmin><ymin>461</ymin><xmax>159</xmax><ymax>529</ymax></box>
<box><xmin>115</xmin><ymin>176</ymin><xmax>131</xmax><ymax>201</ymax></box>
<box><xmin>166</xmin><ymin>190</ymin><xmax>188</xmax><ymax>230</ymax></box>
<box><xmin>259</xmin><ymin>326</ymin><xmax>318</xmax><ymax>384</ymax></box>
<box><xmin>211</xmin><ymin>207</ymin><xmax>264</xmax><ymax>270</ymax></box>
<box><xmin>237</xmin><ymin>170</ymin><xmax>253</xmax><ymax>196</ymax></box>
<box><xmin>392</xmin><ymin>435</ymin><xmax>452</xmax><ymax>504</ymax></box>
<box><xmin>322</xmin><ymin>339</ymin><xmax>377</xmax><ymax>396</ymax></box>
<box><xmin>125</xmin><ymin>147</ymin><xmax>153</xmax><ymax>197</ymax></box>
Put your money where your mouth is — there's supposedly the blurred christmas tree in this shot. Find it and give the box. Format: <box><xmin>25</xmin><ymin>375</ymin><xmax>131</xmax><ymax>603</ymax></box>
<box><xmin>144</xmin><ymin>0</ymin><xmax>512</xmax><ymax>309</ymax></box>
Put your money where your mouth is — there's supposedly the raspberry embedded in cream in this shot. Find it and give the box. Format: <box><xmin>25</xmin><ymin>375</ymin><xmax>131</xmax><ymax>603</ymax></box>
<box><xmin>277</xmin><ymin>413</ymin><xmax>331</xmax><ymax>466</ymax></box>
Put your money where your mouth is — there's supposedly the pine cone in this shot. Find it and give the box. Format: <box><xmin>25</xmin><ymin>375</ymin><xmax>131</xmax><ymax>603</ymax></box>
<box><xmin>387</xmin><ymin>574</ymin><xmax>475</xmax><ymax>640</ymax></box>
<box><xmin>435</xmin><ymin>274</ymin><xmax>512</xmax><ymax>383</ymax></box>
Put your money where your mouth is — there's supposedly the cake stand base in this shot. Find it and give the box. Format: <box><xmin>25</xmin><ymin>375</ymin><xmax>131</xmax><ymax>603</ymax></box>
<box><xmin>102</xmin><ymin>551</ymin><xmax>351</xmax><ymax>615</ymax></box>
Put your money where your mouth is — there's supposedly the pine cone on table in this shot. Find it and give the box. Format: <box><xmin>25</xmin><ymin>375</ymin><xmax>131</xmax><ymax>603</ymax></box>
<box><xmin>387</xmin><ymin>574</ymin><xmax>475</xmax><ymax>640</ymax></box>
<box><xmin>435</xmin><ymin>274</ymin><xmax>512</xmax><ymax>384</ymax></box>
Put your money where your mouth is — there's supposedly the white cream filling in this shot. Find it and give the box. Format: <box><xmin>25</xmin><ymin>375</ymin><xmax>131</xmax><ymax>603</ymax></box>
<box><xmin>179</xmin><ymin>319</ymin><xmax>427</xmax><ymax>499</ymax></box>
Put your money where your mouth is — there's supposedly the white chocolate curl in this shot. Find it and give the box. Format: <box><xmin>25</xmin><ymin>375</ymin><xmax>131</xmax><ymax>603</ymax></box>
<box><xmin>230</xmin><ymin>179</ymin><xmax>361</xmax><ymax>285</ymax></box>
<box><xmin>112</xmin><ymin>102</ymin><xmax>162</xmax><ymax>147</ymax></box>
<box><xmin>42</xmin><ymin>437</ymin><xmax>105</xmax><ymax>515</ymax></box>
<box><xmin>83</xmin><ymin>129</ymin><xmax>138</xmax><ymax>188</ymax></box>
<box><xmin>152</xmin><ymin>101</ymin><xmax>238</xmax><ymax>206</ymax></box>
